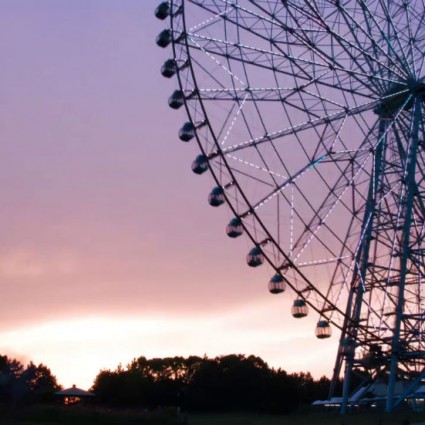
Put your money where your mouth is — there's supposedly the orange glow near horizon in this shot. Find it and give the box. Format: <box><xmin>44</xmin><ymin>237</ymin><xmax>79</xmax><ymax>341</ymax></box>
<box><xmin>0</xmin><ymin>302</ymin><xmax>337</xmax><ymax>390</ymax></box>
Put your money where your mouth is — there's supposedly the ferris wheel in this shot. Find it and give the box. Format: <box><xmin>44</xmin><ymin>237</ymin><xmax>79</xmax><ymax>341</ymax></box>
<box><xmin>155</xmin><ymin>0</ymin><xmax>425</xmax><ymax>412</ymax></box>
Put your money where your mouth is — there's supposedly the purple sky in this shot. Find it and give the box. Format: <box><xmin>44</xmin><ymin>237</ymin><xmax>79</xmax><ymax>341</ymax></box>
<box><xmin>0</xmin><ymin>0</ymin><xmax>337</xmax><ymax>389</ymax></box>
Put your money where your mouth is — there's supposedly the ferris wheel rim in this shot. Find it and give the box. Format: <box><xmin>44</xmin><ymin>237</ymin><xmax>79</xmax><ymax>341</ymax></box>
<box><xmin>164</xmin><ymin>0</ymin><xmax>425</xmax><ymax>352</ymax></box>
<box><xmin>168</xmin><ymin>0</ymin><xmax>390</xmax><ymax>342</ymax></box>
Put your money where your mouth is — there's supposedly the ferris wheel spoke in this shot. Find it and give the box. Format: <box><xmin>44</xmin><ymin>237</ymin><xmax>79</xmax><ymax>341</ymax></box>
<box><xmin>368</xmin><ymin>1</ymin><xmax>414</xmax><ymax>75</ymax></box>
<box><xmin>365</xmin><ymin>0</ymin><xmax>412</xmax><ymax>75</ymax></box>
<box><xmin>327</xmin><ymin>0</ymin><xmax>415</xmax><ymax>84</ymax></box>
<box><xmin>197</xmin><ymin>87</ymin><xmax>299</xmax><ymax>101</ymax></box>
<box><xmin>299</xmin><ymin>0</ymin><xmax>406</xmax><ymax>83</ymax></box>
<box><xmin>219</xmin><ymin>101</ymin><xmax>376</xmax><ymax>154</ymax></box>
<box><xmin>287</xmin><ymin>144</ymin><xmax>375</xmax><ymax>265</ymax></box>
<box><xmin>185</xmin><ymin>19</ymin><xmax>374</xmax><ymax>97</ymax></box>
<box><xmin>340</xmin><ymin>12</ymin><xmax>406</xmax><ymax>83</ymax></box>
<box><xmin>409</xmin><ymin>12</ymin><xmax>425</xmax><ymax>76</ymax></box>
<box><xmin>322</xmin><ymin>114</ymin><xmax>414</xmax><ymax>329</ymax></box>
<box><xmin>185</xmin><ymin>34</ymin><xmax>318</xmax><ymax>82</ymax></box>
<box><xmin>196</xmin><ymin>83</ymin><xmax>363</xmax><ymax>113</ymax></box>
<box><xmin>180</xmin><ymin>20</ymin><xmax>395</xmax><ymax>106</ymax></box>
<box><xmin>401</xmin><ymin>0</ymin><xmax>425</xmax><ymax>75</ymax></box>
<box><xmin>225</xmin><ymin>154</ymin><xmax>288</xmax><ymax>180</ymax></box>
<box><xmin>193</xmin><ymin>0</ymin><xmax>326</xmax><ymax>81</ymax></box>
<box><xmin>247</xmin><ymin>0</ymin><xmax>389</xmax><ymax>99</ymax></box>
<box><xmin>218</xmin><ymin>99</ymin><xmax>377</xmax><ymax>156</ymax></box>
<box><xmin>244</xmin><ymin>150</ymin><xmax>353</xmax><ymax>215</ymax></box>
<box><xmin>319</xmin><ymin>242</ymin><xmax>359</xmax><ymax>320</ymax></box>
<box><xmin>282</xmin><ymin>0</ymin><xmax>407</xmax><ymax>92</ymax></box>
<box><xmin>186</xmin><ymin>2</ymin><xmax>232</xmax><ymax>33</ymax></box>
<box><xmin>275</xmin><ymin>5</ymin><xmax>379</xmax><ymax>96</ymax></box>
<box><xmin>377</xmin><ymin>0</ymin><xmax>413</xmax><ymax>72</ymax></box>
<box><xmin>346</xmin><ymin>3</ymin><xmax>407</xmax><ymax>81</ymax></box>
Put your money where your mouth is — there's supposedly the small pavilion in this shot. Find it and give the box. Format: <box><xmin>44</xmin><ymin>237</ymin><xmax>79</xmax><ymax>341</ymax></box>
<box><xmin>54</xmin><ymin>385</ymin><xmax>95</xmax><ymax>405</ymax></box>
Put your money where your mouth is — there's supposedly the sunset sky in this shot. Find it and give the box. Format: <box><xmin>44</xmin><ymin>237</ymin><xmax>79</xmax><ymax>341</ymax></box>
<box><xmin>0</xmin><ymin>0</ymin><xmax>338</xmax><ymax>389</ymax></box>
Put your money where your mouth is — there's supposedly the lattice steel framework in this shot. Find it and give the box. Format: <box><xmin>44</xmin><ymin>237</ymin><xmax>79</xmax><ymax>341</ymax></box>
<box><xmin>156</xmin><ymin>0</ymin><xmax>425</xmax><ymax>412</ymax></box>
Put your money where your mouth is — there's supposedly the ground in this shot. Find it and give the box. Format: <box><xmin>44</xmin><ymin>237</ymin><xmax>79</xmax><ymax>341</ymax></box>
<box><xmin>0</xmin><ymin>406</ymin><xmax>424</xmax><ymax>425</ymax></box>
<box><xmin>189</xmin><ymin>411</ymin><xmax>424</xmax><ymax>425</ymax></box>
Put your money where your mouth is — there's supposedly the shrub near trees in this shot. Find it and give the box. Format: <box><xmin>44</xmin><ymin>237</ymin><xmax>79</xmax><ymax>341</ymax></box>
<box><xmin>92</xmin><ymin>354</ymin><xmax>333</xmax><ymax>413</ymax></box>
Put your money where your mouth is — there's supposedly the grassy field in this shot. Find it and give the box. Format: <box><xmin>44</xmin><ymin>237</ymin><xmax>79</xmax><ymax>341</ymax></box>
<box><xmin>0</xmin><ymin>405</ymin><xmax>183</xmax><ymax>425</ymax></box>
<box><xmin>188</xmin><ymin>411</ymin><xmax>425</xmax><ymax>425</ymax></box>
<box><xmin>1</xmin><ymin>406</ymin><xmax>425</xmax><ymax>425</ymax></box>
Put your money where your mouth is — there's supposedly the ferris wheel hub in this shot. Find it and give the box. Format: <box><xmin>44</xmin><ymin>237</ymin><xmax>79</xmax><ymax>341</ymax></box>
<box><xmin>374</xmin><ymin>79</ymin><xmax>425</xmax><ymax>118</ymax></box>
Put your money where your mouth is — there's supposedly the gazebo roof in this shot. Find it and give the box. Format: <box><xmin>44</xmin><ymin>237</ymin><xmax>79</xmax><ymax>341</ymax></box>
<box><xmin>55</xmin><ymin>385</ymin><xmax>95</xmax><ymax>397</ymax></box>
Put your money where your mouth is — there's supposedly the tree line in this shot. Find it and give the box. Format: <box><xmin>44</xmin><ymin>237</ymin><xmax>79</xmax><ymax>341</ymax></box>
<box><xmin>0</xmin><ymin>353</ymin><xmax>340</xmax><ymax>413</ymax></box>
<box><xmin>91</xmin><ymin>354</ymin><xmax>339</xmax><ymax>413</ymax></box>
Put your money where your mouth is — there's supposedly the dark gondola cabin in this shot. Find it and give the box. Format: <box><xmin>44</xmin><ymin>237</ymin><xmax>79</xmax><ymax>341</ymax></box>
<box><xmin>168</xmin><ymin>90</ymin><xmax>185</xmax><ymax>109</ymax></box>
<box><xmin>208</xmin><ymin>187</ymin><xmax>225</xmax><ymax>206</ymax></box>
<box><xmin>161</xmin><ymin>59</ymin><xmax>178</xmax><ymax>78</ymax></box>
<box><xmin>179</xmin><ymin>122</ymin><xmax>196</xmax><ymax>142</ymax></box>
<box><xmin>156</xmin><ymin>29</ymin><xmax>172</xmax><ymax>48</ymax></box>
<box><xmin>340</xmin><ymin>337</ymin><xmax>355</xmax><ymax>357</ymax></box>
<box><xmin>246</xmin><ymin>246</ymin><xmax>264</xmax><ymax>267</ymax></box>
<box><xmin>315</xmin><ymin>320</ymin><xmax>332</xmax><ymax>339</ymax></box>
<box><xmin>292</xmin><ymin>299</ymin><xmax>308</xmax><ymax>318</ymax></box>
<box><xmin>192</xmin><ymin>154</ymin><xmax>208</xmax><ymax>174</ymax></box>
<box><xmin>268</xmin><ymin>274</ymin><xmax>286</xmax><ymax>294</ymax></box>
<box><xmin>226</xmin><ymin>217</ymin><xmax>243</xmax><ymax>238</ymax></box>
<box><xmin>155</xmin><ymin>2</ymin><xmax>170</xmax><ymax>20</ymax></box>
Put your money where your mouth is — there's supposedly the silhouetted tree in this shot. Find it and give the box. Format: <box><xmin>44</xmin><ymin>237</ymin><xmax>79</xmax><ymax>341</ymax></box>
<box><xmin>0</xmin><ymin>355</ymin><xmax>61</xmax><ymax>407</ymax></box>
<box><xmin>311</xmin><ymin>375</ymin><xmax>333</xmax><ymax>401</ymax></box>
<box><xmin>0</xmin><ymin>356</ymin><xmax>24</xmax><ymax>405</ymax></box>
<box><xmin>20</xmin><ymin>362</ymin><xmax>61</xmax><ymax>403</ymax></box>
<box><xmin>92</xmin><ymin>367</ymin><xmax>155</xmax><ymax>407</ymax></box>
<box><xmin>289</xmin><ymin>371</ymin><xmax>316</xmax><ymax>403</ymax></box>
